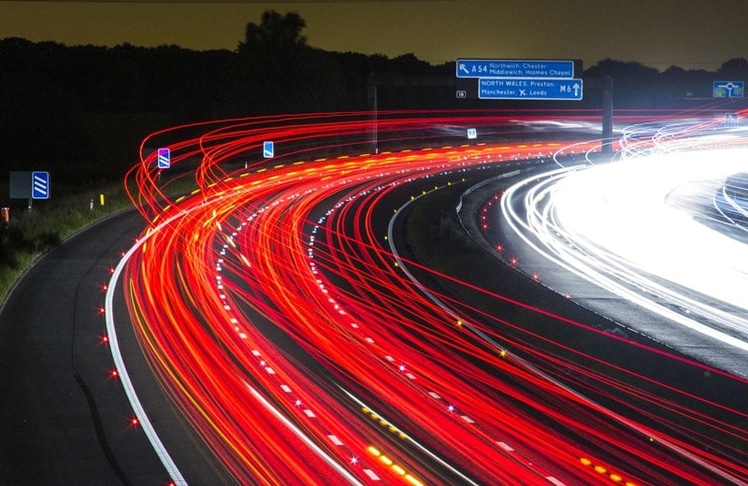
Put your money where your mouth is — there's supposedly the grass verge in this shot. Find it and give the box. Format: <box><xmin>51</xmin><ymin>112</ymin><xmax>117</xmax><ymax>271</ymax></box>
<box><xmin>0</xmin><ymin>182</ymin><xmax>134</xmax><ymax>303</ymax></box>
<box><xmin>0</xmin><ymin>171</ymin><xmax>198</xmax><ymax>304</ymax></box>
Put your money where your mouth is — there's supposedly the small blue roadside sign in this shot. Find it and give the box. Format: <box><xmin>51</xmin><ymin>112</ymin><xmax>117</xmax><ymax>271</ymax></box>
<box><xmin>263</xmin><ymin>141</ymin><xmax>274</xmax><ymax>158</ymax></box>
<box><xmin>713</xmin><ymin>81</ymin><xmax>744</xmax><ymax>98</ymax></box>
<box><xmin>457</xmin><ymin>59</ymin><xmax>575</xmax><ymax>79</ymax></box>
<box><xmin>157</xmin><ymin>148</ymin><xmax>171</xmax><ymax>169</ymax></box>
<box><xmin>725</xmin><ymin>113</ymin><xmax>739</xmax><ymax>126</ymax></box>
<box><xmin>479</xmin><ymin>78</ymin><xmax>583</xmax><ymax>100</ymax></box>
<box><xmin>31</xmin><ymin>171</ymin><xmax>50</xmax><ymax>199</ymax></box>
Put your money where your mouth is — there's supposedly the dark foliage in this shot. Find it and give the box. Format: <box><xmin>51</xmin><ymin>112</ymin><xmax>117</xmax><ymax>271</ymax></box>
<box><xmin>1</xmin><ymin>10</ymin><xmax>748</xmax><ymax>184</ymax></box>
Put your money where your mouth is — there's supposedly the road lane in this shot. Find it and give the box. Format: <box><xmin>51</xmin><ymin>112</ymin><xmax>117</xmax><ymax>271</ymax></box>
<box><xmin>0</xmin><ymin>210</ymin><xmax>167</xmax><ymax>484</ymax></box>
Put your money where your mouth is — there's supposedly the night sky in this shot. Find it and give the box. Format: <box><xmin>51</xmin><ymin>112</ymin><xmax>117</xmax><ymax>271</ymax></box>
<box><xmin>3</xmin><ymin>0</ymin><xmax>748</xmax><ymax>71</ymax></box>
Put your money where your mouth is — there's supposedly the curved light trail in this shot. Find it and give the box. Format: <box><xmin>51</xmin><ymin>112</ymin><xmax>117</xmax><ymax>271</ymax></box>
<box><xmin>500</xmin><ymin>120</ymin><xmax>748</xmax><ymax>373</ymax></box>
<box><xmin>105</xmin><ymin>110</ymin><xmax>748</xmax><ymax>485</ymax></box>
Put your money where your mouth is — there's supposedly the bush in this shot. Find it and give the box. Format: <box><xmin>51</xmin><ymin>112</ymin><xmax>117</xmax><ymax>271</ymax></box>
<box><xmin>0</xmin><ymin>182</ymin><xmax>132</xmax><ymax>302</ymax></box>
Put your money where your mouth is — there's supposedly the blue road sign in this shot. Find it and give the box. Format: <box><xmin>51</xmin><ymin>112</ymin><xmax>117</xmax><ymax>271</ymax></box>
<box><xmin>713</xmin><ymin>81</ymin><xmax>744</xmax><ymax>98</ymax></box>
<box><xmin>725</xmin><ymin>113</ymin><xmax>739</xmax><ymax>126</ymax></box>
<box><xmin>479</xmin><ymin>78</ymin><xmax>583</xmax><ymax>100</ymax></box>
<box><xmin>263</xmin><ymin>141</ymin><xmax>274</xmax><ymax>158</ymax></box>
<box><xmin>157</xmin><ymin>148</ymin><xmax>171</xmax><ymax>169</ymax></box>
<box><xmin>457</xmin><ymin>59</ymin><xmax>575</xmax><ymax>79</ymax></box>
<box><xmin>31</xmin><ymin>171</ymin><xmax>50</xmax><ymax>199</ymax></box>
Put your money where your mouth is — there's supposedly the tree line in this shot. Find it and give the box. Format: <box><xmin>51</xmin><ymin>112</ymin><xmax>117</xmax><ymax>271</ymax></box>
<box><xmin>1</xmin><ymin>10</ymin><xmax>747</xmax><ymax>183</ymax></box>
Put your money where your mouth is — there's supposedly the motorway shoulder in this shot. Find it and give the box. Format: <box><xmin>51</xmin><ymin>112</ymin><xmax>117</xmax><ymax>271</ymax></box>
<box><xmin>0</xmin><ymin>210</ymin><xmax>172</xmax><ymax>485</ymax></box>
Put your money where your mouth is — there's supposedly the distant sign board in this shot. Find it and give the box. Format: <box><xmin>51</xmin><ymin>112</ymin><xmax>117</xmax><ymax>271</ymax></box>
<box><xmin>32</xmin><ymin>171</ymin><xmax>50</xmax><ymax>199</ymax></box>
<box><xmin>263</xmin><ymin>141</ymin><xmax>274</xmax><ymax>158</ymax></box>
<box><xmin>713</xmin><ymin>81</ymin><xmax>744</xmax><ymax>98</ymax></box>
<box><xmin>157</xmin><ymin>148</ymin><xmax>171</xmax><ymax>169</ymax></box>
<box><xmin>725</xmin><ymin>113</ymin><xmax>739</xmax><ymax>126</ymax></box>
<box><xmin>9</xmin><ymin>171</ymin><xmax>51</xmax><ymax>199</ymax></box>
<box><xmin>457</xmin><ymin>59</ymin><xmax>575</xmax><ymax>79</ymax></box>
<box><xmin>9</xmin><ymin>171</ymin><xmax>31</xmax><ymax>199</ymax></box>
<box><xmin>479</xmin><ymin>78</ymin><xmax>583</xmax><ymax>100</ymax></box>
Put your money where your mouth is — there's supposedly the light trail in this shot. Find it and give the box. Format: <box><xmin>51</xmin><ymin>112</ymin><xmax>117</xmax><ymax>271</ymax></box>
<box><xmin>106</xmin><ymin>110</ymin><xmax>748</xmax><ymax>485</ymax></box>
<box><xmin>501</xmin><ymin>123</ymin><xmax>748</xmax><ymax>372</ymax></box>
<box><xmin>105</xmin><ymin>225</ymin><xmax>188</xmax><ymax>486</ymax></box>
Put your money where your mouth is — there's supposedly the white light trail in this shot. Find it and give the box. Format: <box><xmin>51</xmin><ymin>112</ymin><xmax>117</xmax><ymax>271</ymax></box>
<box><xmin>502</xmin><ymin>126</ymin><xmax>748</xmax><ymax>375</ymax></box>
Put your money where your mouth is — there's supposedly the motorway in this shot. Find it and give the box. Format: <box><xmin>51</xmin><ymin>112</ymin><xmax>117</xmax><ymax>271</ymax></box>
<box><xmin>0</xmin><ymin>210</ymin><xmax>234</xmax><ymax>485</ymax></box>
<box><xmin>1</xmin><ymin>111</ymin><xmax>748</xmax><ymax>485</ymax></box>
<box><xmin>492</xmin><ymin>118</ymin><xmax>748</xmax><ymax>376</ymax></box>
<box><xmin>0</xmin><ymin>210</ymin><xmax>173</xmax><ymax>484</ymax></box>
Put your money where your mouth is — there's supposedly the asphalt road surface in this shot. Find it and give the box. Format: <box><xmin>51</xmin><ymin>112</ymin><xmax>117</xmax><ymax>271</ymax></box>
<box><xmin>0</xmin><ymin>209</ymin><xmax>221</xmax><ymax>485</ymax></box>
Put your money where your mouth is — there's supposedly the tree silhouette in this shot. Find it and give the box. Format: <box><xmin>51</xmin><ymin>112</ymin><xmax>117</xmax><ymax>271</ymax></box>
<box><xmin>717</xmin><ymin>58</ymin><xmax>748</xmax><ymax>78</ymax></box>
<box><xmin>240</xmin><ymin>11</ymin><xmax>307</xmax><ymax>52</ymax></box>
<box><xmin>4</xmin><ymin>12</ymin><xmax>748</xmax><ymax>182</ymax></box>
<box><xmin>219</xmin><ymin>10</ymin><xmax>346</xmax><ymax>116</ymax></box>
<box><xmin>584</xmin><ymin>59</ymin><xmax>664</xmax><ymax>107</ymax></box>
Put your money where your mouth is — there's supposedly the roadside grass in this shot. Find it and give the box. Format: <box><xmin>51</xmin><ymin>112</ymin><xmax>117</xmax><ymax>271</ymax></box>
<box><xmin>0</xmin><ymin>173</ymin><xmax>198</xmax><ymax>304</ymax></box>
<box><xmin>0</xmin><ymin>182</ymin><xmax>131</xmax><ymax>302</ymax></box>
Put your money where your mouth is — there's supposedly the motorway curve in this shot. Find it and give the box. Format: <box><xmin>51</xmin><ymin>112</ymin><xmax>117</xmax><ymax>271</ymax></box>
<box><xmin>107</xmin><ymin>112</ymin><xmax>748</xmax><ymax>485</ymax></box>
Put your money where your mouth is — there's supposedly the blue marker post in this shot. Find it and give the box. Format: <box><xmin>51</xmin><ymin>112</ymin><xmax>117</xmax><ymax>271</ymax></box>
<box><xmin>263</xmin><ymin>141</ymin><xmax>274</xmax><ymax>159</ymax></box>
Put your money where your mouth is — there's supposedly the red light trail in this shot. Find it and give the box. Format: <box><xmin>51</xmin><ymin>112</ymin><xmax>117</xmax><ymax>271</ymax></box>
<box><xmin>104</xmin><ymin>110</ymin><xmax>748</xmax><ymax>485</ymax></box>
